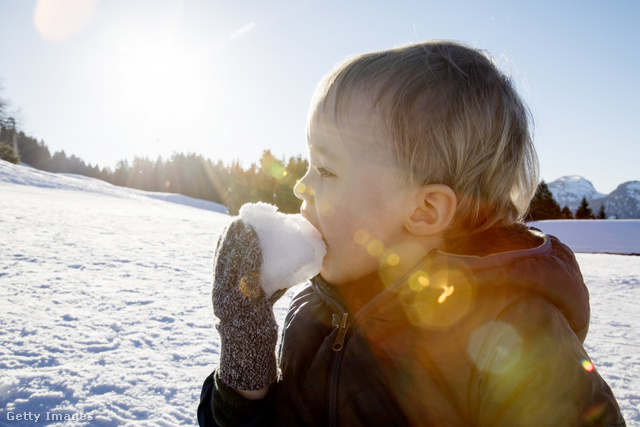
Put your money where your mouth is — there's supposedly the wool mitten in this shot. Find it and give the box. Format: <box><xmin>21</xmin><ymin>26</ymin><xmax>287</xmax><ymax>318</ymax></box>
<box><xmin>212</xmin><ymin>218</ymin><xmax>284</xmax><ymax>391</ymax></box>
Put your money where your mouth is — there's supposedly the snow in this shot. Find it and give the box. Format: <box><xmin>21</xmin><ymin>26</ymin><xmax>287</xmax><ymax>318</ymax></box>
<box><xmin>4</xmin><ymin>161</ymin><xmax>228</xmax><ymax>215</ymax></box>
<box><xmin>1</xmin><ymin>160</ymin><xmax>638</xmax><ymax>425</ymax></box>
<box><xmin>529</xmin><ymin>219</ymin><xmax>640</xmax><ymax>254</ymax></box>
<box><xmin>238</xmin><ymin>203</ymin><xmax>326</xmax><ymax>298</ymax></box>
<box><xmin>547</xmin><ymin>175</ymin><xmax>605</xmax><ymax>211</ymax></box>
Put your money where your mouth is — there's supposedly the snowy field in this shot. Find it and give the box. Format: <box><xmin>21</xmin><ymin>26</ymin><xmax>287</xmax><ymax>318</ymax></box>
<box><xmin>529</xmin><ymin>219</ymin><xmax>640</xmax><ymax>255</ymax></box>
<box><xmin>1</xmin><ymin>160</ymin><xmax>639</xmax><ymax>426</ymax></box>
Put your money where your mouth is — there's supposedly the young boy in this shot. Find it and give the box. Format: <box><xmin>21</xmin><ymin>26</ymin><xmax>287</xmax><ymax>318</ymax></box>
<box><xmin>199</xmin><ymin>41</ymin><xmax>626</xmax><ymax>426</ymax></box>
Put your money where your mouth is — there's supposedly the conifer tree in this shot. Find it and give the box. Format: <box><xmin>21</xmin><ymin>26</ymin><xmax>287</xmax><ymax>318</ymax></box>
<box><xmin>575</xmin><ymin>197</ymin><xmax>594</xmax><ymax>219</ymax></box>
<box><xmin>527</xmin><ymin>180</ymin><xmax>562</xmax><ymax>221</ymax></box>
<box><xmin>597</xmin><ymin>203</ymin><xmax>607</xmax><ymax>220</ymax></box>
<box><xmin>561</xmin><ymin>205</ymin><xmax>573</xmax><ymax>219</ymax></box>
<box><xmin>0</xmin><ymin>142</ymin><xmax>20</xmax><ymax>164</ymax></box>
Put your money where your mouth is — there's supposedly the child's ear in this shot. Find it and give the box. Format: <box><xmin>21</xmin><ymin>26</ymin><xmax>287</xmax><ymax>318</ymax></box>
<box><xmin>405</xmin><ymin>184</ymin><xmax>457</xmax><ymax>236</ymax></box>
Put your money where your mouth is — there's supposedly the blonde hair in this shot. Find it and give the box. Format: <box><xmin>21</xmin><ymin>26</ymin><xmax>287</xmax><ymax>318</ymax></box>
<box><xmin>309</xmin><ymin>40</ymin><xmax>539</xmax><ymax>243</ymax></box>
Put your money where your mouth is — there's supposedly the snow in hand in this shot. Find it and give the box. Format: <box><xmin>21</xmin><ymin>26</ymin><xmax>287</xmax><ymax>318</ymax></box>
<box><xmin>1</xmin><ymin>160</ymin><xmax>639</xmax><ymax>425</ymax></box>
<box><xmin>239</xmin><ymin>202</ymin><xmax>326</xmax><ymax>298</ymax></box>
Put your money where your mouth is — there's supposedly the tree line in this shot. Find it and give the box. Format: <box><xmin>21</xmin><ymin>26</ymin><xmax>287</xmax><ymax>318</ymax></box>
<box><xmin>0</xmin><ymin>122</ymin><xmax>307</xmax><ymax>214</ymax></box>
<box><xmin>527</xmin><ymin>181</ymin><xmax>607</xmax><ymax>221</ymax></box>
<box><xmin>0</xmin><ymin>101</ymin><xmax>605</xmax><ymax>219</ymax></box>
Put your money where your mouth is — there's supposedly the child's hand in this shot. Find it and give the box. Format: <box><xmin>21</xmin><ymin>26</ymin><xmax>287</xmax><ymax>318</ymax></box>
<box><xmin>212</xmin><ymin>218</ymin><xmax>284</xmax><ymax>392</ymax></box>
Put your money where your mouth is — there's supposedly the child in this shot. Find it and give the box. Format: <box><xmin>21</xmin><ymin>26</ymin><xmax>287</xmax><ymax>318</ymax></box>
<box><xmin>198</xmin><ymin>41</ymin><xmax>626</xmax><ymax>426</ymax></box>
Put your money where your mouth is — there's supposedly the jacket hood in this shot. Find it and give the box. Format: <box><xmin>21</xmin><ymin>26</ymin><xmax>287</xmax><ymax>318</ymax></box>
<box><xmin>431</xmin><ymin>231</ymin><xmax>590</xmax><ymax>341</ymax></box>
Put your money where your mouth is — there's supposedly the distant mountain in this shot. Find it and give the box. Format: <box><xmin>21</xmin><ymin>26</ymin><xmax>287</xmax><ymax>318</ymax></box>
<box><xmin>547</xmin><ymin>176</ymin><xmax>605</xmax><ymax>211</ymax></box>
<box><xmin>592</xmin><ymin>181</ymin><xmax>640</xmax><ymax>219</ymax></box>
<box><xmin>547</xmin><ymin>175</ymin><xmax>640</xmax><ymax>219</ymax></box>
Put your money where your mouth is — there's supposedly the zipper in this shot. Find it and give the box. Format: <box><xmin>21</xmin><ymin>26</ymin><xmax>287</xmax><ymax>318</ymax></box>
<box><xmin>332</xmin><ymin>312</ymin><xmax>350</xmax><ymax>351</ymax></box>
<box><xmin>328</xmin><ymin>312</ymin><xmax>349</xmax><ymax>427</ymax></box>
<box><xmin>320</xmin><ymin>250</ymin><xmax>436</xmax><ymax>426</ymax></box>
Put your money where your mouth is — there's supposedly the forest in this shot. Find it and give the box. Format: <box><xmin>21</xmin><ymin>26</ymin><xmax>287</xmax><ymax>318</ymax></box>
<box><xmin>0</xmin><ymin>103</ymin><xmax>599</xmax><ymax>220</ymax></box>
<box><xmin>0</xmin><ymin>123</ymin><xmax>306</xmax><ymax>214</ymax></box>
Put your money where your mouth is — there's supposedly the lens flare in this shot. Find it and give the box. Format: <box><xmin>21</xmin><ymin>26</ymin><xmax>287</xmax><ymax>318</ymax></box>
<box><xmin>318</xmin><ymin>201</ymin><xmax>335</xmax><ymax>216</ymax></box>
<box><xmin>267</xmin><ymin>162</ymin><xmax>286</xmax><ymax>179</ymax></box>
<box><xmin>402</xmin><ymin>267</ymin><xmax>473</xmax><ymax>329</ymax></box>
<box><xmin>367</xmin><ymin>240</ymin><xmax>385</xmax><ymax>257</ymax></box>
<box><xmin>582</xmin><ymin>402</ymin><xmax>606</xmax><ymax>423</ymax></box>
<box><xmin>386</xmin><ymin>253</ymin><xmax>400</xmax><ymax>266</ymax></box>
<box><xmin>294</xmin><ymin>181</ymin><xmax>315</xmax><ymax>196</ymax></box>
<box><xmin>582</xmin><ymin>360</ymin><xmax>594</xmax><ymax>372</ymax></box>
<box><xmin>467</xmin><ymin>321</ymin><xmax>523</xmax><ymax>374</ymax></box>
<box><xmin>437</xmin><ymin>285</ymin><xmax>454</xmax><ymax>303</ymax></box>
<box><xmin>34</xmin><ymin>0</ymin><xmax>98</xmax><ymax>42</ymax></box>
<box><xmin>408</xmin><ymin>270</ymin><xmax>429</xmax><ymax>291</ymax></box>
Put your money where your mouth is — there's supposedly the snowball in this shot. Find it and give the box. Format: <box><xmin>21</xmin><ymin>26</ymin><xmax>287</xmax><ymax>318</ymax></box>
<box><xmin>239</xmin><ymin>202</ymin><xmax>326</xmax><ymax>298</ymax></box>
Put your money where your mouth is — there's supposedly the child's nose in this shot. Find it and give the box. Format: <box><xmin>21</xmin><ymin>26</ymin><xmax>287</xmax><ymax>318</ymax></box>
<box><xmin>293</xmin><ymin>177</ymin><xmax>313</xmax><ymax>202</ymax></box>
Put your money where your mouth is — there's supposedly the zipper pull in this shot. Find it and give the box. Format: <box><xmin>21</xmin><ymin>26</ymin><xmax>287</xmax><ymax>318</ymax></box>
<box><xmin>332</xmin><ymin>313</ymin><xmax>349</xmax><ymax>352</ymax></box>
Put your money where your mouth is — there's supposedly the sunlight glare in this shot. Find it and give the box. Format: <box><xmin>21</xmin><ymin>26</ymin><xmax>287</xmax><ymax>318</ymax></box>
<box><xmin>408</xmin><ymin>270</ymin><xmax>429</xmax><ymax>291</ymax></box>
<box><xmin>34</xmin><ymin>0</ymin><xmax>98</xmax><ymax>42</ymax></box>
<box><xmin>582</xmin><ymin>402</ymin><xmax>606</xmax><ymax>423</ymax></box>
<box><xmin>317</xmin><ymin>200</ymin><xmax>335</xmax><ymax>216</ymax></box>
<box><xmin>467</xmin><ymin>321</ymin><xmax>523</xmax><ymax>374</ymax></box>
<box><xmin>386</xmin><ymin>253</ymin><xmax>400</xmax><ymax>267</ymax></box>
<box><xmin>582</xmin><ymin>359</ymin><xmax>594</xmax><ymax>372</ymax></box>
<box><xmin>100</xmin><ymin>23</ymin><xmax>210</xmax><ymax>132</ymax></box>
<box><xmin>353</xmin><ymin>229</ymin><xmax>370</xmax><ymax>245</ymax></box>
<box><xmin>438</xmin><ymin>285</ymin><xmax>454</xmax><ymax>303</ymax></box>
<box><xmin>367</xmin><ymin>240</ymin><xmax>385</xmax><ymax>257</ymax></box>
<box><xmin>402</xmin><ymin>267</ymin><xmax>474</xmax><ymax>329</ymax></box>
<box><xmin>295</xmin><ymin>182</ymin><xmax>306</xmax><ymax>194</ymax></box>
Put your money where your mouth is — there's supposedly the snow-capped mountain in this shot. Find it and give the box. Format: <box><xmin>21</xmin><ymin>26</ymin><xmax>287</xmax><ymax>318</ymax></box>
<box><xmin>592</xmin><ymin>181</ymin><xmax>640</xmax><ymax>219</ymax></box>
<box><xmin>547</xmin><ymin>175</ymin><xmax>640</xmax><ymax>219</ymax></box>
<box><xmin>547</xmin><ymin>176</ymin><xmax>606</xmax><ymax>211</ymax></box>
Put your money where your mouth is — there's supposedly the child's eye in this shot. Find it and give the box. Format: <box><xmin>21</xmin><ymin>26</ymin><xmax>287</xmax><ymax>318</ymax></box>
<box><xmin>313</xmin><ymin>166</ymin><xmax>335</xmax><ymax>178</ymax></box>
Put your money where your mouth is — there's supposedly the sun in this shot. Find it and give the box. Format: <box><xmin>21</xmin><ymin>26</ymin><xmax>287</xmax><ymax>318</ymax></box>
<box><xmin>104</xmin><ymin>30</ymin><xmax>209</xmax><ymax>130</ymax></box>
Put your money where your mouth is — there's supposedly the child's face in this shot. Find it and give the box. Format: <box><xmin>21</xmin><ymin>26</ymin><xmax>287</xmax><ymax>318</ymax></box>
<box><xmin>295</xmin><ymin>90</ymin><xmax>418</xmax><ymax>286</ymax></box>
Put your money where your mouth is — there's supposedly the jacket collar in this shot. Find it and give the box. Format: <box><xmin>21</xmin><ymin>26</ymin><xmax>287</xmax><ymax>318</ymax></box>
<box><xmin>311</xmin><ymin>230</ymin><xmax>589</xmax><ymax>341</ymax></box>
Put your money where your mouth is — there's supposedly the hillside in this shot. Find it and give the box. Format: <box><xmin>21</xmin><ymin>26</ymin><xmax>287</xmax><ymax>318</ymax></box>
<box><xmin>4</xmin><ymin>161</ymin><xmax>228</xmax><ymax>214</ymax></box>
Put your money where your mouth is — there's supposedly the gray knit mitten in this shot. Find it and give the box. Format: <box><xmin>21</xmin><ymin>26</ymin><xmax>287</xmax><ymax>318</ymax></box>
<box><xmin>212</xmin><ymin>218</ymin><xmax>284</xmax><ymax>391</ymax></box>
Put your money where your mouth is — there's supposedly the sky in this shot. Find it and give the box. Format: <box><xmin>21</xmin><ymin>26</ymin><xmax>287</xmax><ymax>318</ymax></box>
<box><xmin>0</xmin><ymin>0</ymin><xmax>638</xmax><ymax>194</ymax></box>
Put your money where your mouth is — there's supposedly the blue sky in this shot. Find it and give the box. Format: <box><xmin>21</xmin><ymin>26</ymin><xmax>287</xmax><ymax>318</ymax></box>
<box><xmin>0</xmin><ymin>0</ymin><xmax>638</xmax><ymax>194</ymax></box>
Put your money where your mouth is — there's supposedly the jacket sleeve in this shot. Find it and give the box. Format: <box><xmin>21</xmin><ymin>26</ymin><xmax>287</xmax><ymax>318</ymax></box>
<box><xmin>472</xmin><ymin>295</ymin><xmax>625</xmax><ymax>427</ymax></box>
<box><xmin>198</xmin><ymin>370</ymin><xmax>275</xmax><ymax>427</ymax></box>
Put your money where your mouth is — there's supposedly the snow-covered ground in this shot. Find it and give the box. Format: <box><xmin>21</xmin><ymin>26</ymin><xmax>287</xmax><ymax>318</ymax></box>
<box><xmin>530</xmin><ymin>219</ymin><xmax>640</xmax><ymax>255</ymax></box>
<box><xmin>1</xmin><ymin>161</ymin><xmax>639</xmax><ymax>425</ymax></box>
